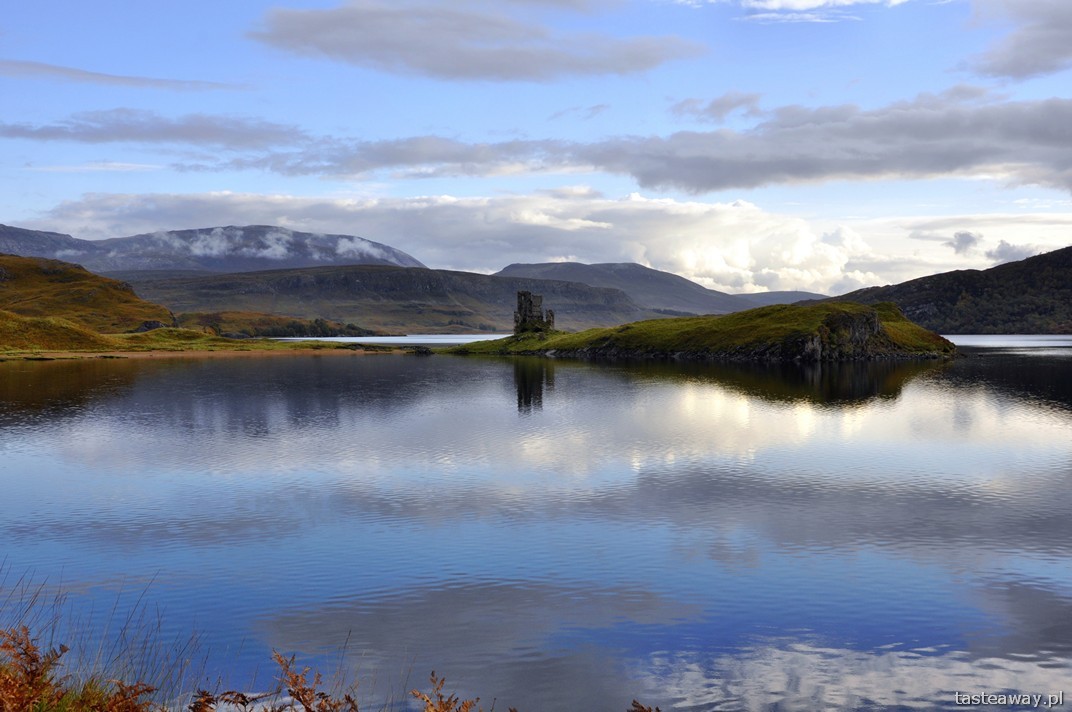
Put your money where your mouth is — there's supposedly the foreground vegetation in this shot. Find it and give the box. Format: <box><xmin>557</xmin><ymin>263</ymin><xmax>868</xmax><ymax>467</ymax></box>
<box><xmin>448</xmin><ymin>302</ymin><xmax>955</xmax><ymax>362</ymax></box>
<box><xmin>1</xmin><ymin>625</ymin><xmax>662</xmax><ymax>712</ymax></box>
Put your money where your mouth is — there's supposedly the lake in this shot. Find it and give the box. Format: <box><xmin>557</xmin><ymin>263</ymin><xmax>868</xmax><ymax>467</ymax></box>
<box><xmin>1</xmin><ymin>338</ymin><xmax>1071</xmax><ymax>710</ymax></box>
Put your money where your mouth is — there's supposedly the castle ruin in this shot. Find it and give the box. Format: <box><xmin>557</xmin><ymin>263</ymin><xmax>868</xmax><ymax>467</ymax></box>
<box><xmin>514</xmin><ymin>291</ymin><xmax>555</xmax><ymax>333</ymax></box>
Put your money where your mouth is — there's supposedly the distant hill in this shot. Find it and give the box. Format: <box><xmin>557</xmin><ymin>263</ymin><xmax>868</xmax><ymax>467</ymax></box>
<box><xmin>0</xmin><ymin>223</ymin><xmax>425</xmax><ymax>273</ymax></box>
<box><xmin>124</xmin><ymin>265</ymin><xmax>663</xmax><ymax>333</ymax></box>
<box><xmin>495</xmin><ymin>262</ymin><xmax>826</xmax><ymax>314</ymax></box>
<box><xmin>0</xmin><ymin>254</ymin><xmax>174</xmax><ymax>332</ymax></box>
<box><xmin>827</xmin><ymin>245</ymin><xmax>1072</xmax><ymax>334</ymax></box>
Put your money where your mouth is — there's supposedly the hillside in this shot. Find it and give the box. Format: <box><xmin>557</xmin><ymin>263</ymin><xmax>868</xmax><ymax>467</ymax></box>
<box><xmin>447</xmin><ymin>302</ymin><xmax>955</xmax><ymax>363</ymax></box>
<box><xmin>828</xmin><ymin>245</ymin><xmax>1072</xmax><ymax>333</ymax></box>
<box><xmin>0</xmin><ymin>223</ymin><xmax>424</xmax><ymax>273</ymax></box>
<box><xmin>496</xmin><ymin>262</ymin><xmax>826</xmax><ymax>314</ymax></box>
<box><xmin>0</xmin><ymin>310</ymin><xmax>116</xmax><ymax>351</ymax></box>
<box><xmin>0</xmin><ymin>254</ymin><xmax>174</xmax><ymax>332</ymax></box>
<box><xmin>124</xmin><ymin>265</ymin><xmax>663</xmax><ymax>333</ymax></box>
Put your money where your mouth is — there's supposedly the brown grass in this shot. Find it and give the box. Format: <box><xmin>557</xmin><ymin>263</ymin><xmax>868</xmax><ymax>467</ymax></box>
<box><xmin>0</xmin><ymin>255</ymin><xmax>173</xmax><ymax>333</ymax></box>
<box><xmin>2</xmin><ymin>624</ymin><xmax>662</xmax><ymax>712</ymax></box>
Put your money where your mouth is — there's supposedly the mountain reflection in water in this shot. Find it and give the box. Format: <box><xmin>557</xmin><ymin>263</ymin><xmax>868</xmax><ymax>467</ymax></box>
<box><xmin>1</xmin><ymin>347</ymin><xmax>1070</xmax><ymax>710</ymax></box>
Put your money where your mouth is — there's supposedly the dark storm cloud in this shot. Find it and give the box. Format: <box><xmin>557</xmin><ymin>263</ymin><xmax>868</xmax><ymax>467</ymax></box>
<box><xmin>249</xmin><ymin>0</ymin><xmax>704</xmax><ymax>81</ymax></box>
<box><xmin>0</xmin><ymin>59</ymin><xmax>239</xmax><ymax>90</ymax></box>
<box><xmin>0</xmin><ymin>109</ymin><xmax>306</xmax><ymax>149</ymax></box>
<box><xmin>972</xmin><ymin>0</ymin><xmax>1072</xmax><ymax>79</ymax></box>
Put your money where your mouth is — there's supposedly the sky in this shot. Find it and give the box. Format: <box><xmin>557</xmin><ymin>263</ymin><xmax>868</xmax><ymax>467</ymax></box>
<box><xmin>2</xmin><ymin>0</ymin><xmax>1072</xmax><ymax>295</ymax></box>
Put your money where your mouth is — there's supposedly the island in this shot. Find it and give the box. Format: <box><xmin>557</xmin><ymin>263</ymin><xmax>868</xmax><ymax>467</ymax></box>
<box><xmin>447</xmin><ymin>298</ymin><xmax>956</xmax><ymax>362</ymax></box>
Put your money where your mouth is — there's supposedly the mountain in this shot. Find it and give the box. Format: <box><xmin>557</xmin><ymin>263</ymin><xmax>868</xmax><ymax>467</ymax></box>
<box><xmin>0</xmin><ymin>254</ymin><xmax>174</xmax><ymax>332</ymax></box>
<box><xmin>0</xmin><ymin>224</ymin><xmax>425</xmax><ymax>273</ymax></box>
<box><xmin>124</xmin><ymin>265</ymin><xmax>663</xmax><ymax>333</ymax></box>
<box><xmin>495</xmin><ymin>262</ymin><xmax>826</xmax><ymax>314</ymax></box>
<box><xmin>827</xmin><ymin>245</ymin><xmax>1072</xmax><ymax>333</ymax></box>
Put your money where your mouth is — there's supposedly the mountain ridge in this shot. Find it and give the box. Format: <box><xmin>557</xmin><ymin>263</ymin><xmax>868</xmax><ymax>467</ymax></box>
<box><xmin>124</xmin><ymin>264</ymin><xmax>665</xmax><ymax>333</ymax></box>
<box><xmin>825</xmin><ymin>245</ymin><xmax>1072</xmax><ymax>333</ymax></box>
<box><xmin>0</xmin><ymin>223</ymin><xmax>424</xmax><ymax>273</ymax></box>
<box><xmin>495</xmin><ymin>261</ymin><xmax>827</xmax><ymax>314</ymax></box>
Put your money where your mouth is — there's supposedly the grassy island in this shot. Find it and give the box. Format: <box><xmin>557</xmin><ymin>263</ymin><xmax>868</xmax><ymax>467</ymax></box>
<box><xmin>446</xmin><ymin>302</ymin><xmax>956</xmax><ymax>362</ymax></box>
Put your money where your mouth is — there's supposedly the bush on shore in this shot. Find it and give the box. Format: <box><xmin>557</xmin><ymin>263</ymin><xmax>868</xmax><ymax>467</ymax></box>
<box><xmin>2</xmin><ymin>625</ymin><xmax>663</xmax><ymax>712</ymax></box>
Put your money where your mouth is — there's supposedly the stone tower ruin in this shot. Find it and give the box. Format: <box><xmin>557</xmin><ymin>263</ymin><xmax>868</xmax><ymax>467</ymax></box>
<box><xmin>514</xmin><ymin>291</ymin><xmax>555</xmax><ymax>333</ymax></box>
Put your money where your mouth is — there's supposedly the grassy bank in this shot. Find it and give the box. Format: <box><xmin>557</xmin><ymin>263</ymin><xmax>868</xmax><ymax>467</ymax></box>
<box><xmin>0</xmin><ymin>311</ymin><xmax>399</xmax><ymax>359</ymax></box>
<box><xmin>446</xmin><ymin>302</ymin><xmax>956</xmax><ymax>362</ymax></box>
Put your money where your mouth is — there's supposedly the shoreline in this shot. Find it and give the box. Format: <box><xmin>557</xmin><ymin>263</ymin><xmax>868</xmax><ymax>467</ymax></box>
<box><xmin>0</xmin><ymin>346</ymin><xmax>406</xmax><ymax>361</ymax></box>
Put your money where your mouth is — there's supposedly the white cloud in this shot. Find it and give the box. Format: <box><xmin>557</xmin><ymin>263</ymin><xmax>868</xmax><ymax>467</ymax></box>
<box><xmin>198</xmin><ymin>89</ymin><xmax>1072</xmax><ymax>196</ymax></box>
<box><xmin>251</xmin><ymin>0</ymin><xmax>704</xmax><ymax>81</ymax></box>
<box><xmin>31</xmin><ymin>190</ymin><xmax>885</xmax><ymax>294</ymax></box>
<box><xmin>26</xmin><ymin>161</ymin><xmax>161</xmax><ymax>173</ymax></box>
<box><xmin>671</xmin><ymin>91</ymin><xmax>763</xmax><ymax>122</ymax></box>
<box><xmin>0</xmin><ymin>109</ymin><xmax>306</xmax><ymax>149</ymax></box>
<box><xmin>0</xmin><ymin>59</ymin><xmax>238</xmax><ymax>90</ymax></box>
<box><xmin>971</xmin><ymin>0</ymin><xmax>1072</xmax><ymax>79</ymax></box>
<box><xmin>947</xmin><ymin>230</ymin><xmax>982</xmax><ymax>255</ymax></box>
<box><xmin>27</xmin><ymin>191</ymin><xmax>1072</xmax><ymax>294</ymax></box>
<box><xmin>985</xmin><ymin>239</ymin><xmax>1043</xmax><ymax>264</ymax></box>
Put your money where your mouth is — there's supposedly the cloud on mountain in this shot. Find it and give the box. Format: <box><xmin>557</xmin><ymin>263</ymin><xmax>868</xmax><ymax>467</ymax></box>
<box><xmin>250</xmin><ymin>0</ymin><xmax>703</xmax><ymax>81</ymax></box>
<box><xmin>31</xmin><ymin>190</ymin><xmax>884</xmax><ymax>294</ymax></box>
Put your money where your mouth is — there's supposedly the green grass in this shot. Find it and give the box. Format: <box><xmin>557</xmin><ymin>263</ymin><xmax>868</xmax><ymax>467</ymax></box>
<box><xmin>447</xmin><ymin>302</ymin><xmax>955</xmax><ymax>360</ymax></box>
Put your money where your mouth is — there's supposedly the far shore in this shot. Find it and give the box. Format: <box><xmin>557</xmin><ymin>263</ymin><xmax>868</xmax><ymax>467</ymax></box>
<box><xmin>0</xmin><ymin>345</ymin><xmax>408</xmax><ymax>361</ymax></box>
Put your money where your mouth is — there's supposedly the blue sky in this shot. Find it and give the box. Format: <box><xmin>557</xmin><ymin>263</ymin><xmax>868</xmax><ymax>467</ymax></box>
<box><xmin>2</xmin><ymin>0</ymin><xmax>1071</xmax><ymax>294</ymax></box>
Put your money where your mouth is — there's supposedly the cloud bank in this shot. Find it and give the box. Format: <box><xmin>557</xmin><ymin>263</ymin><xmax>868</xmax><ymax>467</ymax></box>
<box><xmin>29</xmin><ymin>190</ymin><xmax>891</xmax><ymax>294</ymax></box>
<box><xmin>7</xmin><ymin>89</ymin><xmax>1072</xmax><ymax>196</ymax></box>
<box><xmin>251</xmin><ymin>0</ymin><xmax>704</xmax><ymax>81</ymax></box>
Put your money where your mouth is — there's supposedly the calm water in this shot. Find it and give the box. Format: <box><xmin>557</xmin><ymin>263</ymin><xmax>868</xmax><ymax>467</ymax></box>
<box><xmin>1</xmin><ymin>342</ymin><xmax>1071</xmax><ymax>710</ymax></box>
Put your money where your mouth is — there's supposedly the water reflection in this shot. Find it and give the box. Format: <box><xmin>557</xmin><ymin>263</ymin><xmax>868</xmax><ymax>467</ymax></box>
<box><xmin>2</xmin><ymin>351</ymin><xmax>1072</xmax><ymax>710</ymax></box>
<box><xmin>0</xmin><ymin>358</ymin><xmax>143</xmax><ymax>426</ymax></box>
<box><xmin>514</xmin><ymin>357</ymin><xmax>555</xmax><ymax>413</ymax></box>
